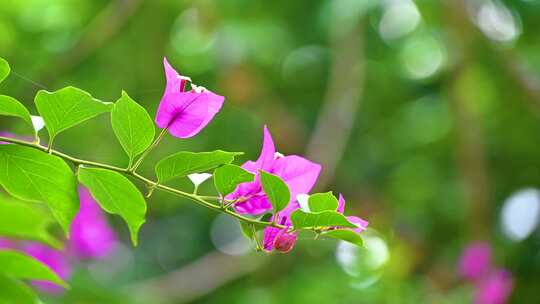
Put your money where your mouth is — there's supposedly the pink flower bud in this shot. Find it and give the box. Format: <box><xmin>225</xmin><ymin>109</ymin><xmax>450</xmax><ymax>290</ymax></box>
<box><xmin>273</xmin><ymin>230</ymin><xmax>297</xmax><ymax>253</ymax></box>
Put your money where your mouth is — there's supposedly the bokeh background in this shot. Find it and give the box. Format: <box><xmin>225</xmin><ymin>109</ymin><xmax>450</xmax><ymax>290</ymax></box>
<box><xmin>1</xmin><ymin>0</ymin><xmax>540</xmax><ymax>303</ymax></box>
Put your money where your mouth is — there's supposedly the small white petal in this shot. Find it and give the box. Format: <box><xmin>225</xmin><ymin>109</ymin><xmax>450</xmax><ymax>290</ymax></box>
<box><xmin>188</xmin><ymin>173</ymin><xmax>212</xmax><ymax>187</ymax></box>
<box><xmin>191</xmin><ymin>83</ymin><xmax>206</xmax><ymax>93</ymax></box>
<box><xmin>177</xmin><ymin>75</ymin><xmax>192</xmax><ymax>82</ymax></box>
<box><xmin>296</xmin><ymin>194</ymin><xmax>310</xmax><ymax>212</ymax></box>
<box><xmin>274</xmin><ymin>152</ymin><xmax>285</xmax><ymax>159</ymax></box>
<box><xmin>31</xmin><ymin>115</ymin><xmax>45</xmax><ymax>132</ymax></box>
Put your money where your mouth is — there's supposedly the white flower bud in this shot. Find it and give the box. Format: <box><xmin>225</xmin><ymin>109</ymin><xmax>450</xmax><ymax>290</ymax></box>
<box><xmin>188</xmin><ymin>173</ymin><xmax>212</xmax><ymax>187</ymax></box>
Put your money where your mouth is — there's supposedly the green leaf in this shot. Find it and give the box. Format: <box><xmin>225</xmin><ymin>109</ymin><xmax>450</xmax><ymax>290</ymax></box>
<box><xmin>34</xmin><ymin>86</ymin><xmax>113</xmax><ymax>145</ymax></box>
<box><xmin>0</xmin><ymin>250</ymin><xmax>68</xmax><ymax>288</ymax></box>
<box><xmin>239</xmin><ymin>221</ymin><xmax>255</xmax><ymax>240</ymax></box>
<box><xmin>213</xmin><ymin>164</ymin><xmax>254</xmax><ymax>195</ymax></box>
<box><xmin>259</xmin><ymin>170</ymin><xmax>290</xmax><ymax>213</ymax></box>
<box><xmin>0</xmin><ymin>57</ymin><xmax>9</xmax><ymax>84</ymax></box>
<box><xmin>291</xmin><ymin>210</ymin><xmax>357</xmax><ymax>229</ymax></box>
<box><xmin>0</xmin><ymin>95</ymin><xmax>33</xmax><ymax>130</ymax></box>
<box><xmin>0</xmin><ymin>273</ymin><xmax>37</xmax><ymax>304</ymax></box>
<box><xmin>111</xmin><ymin>91</ymin><xmax>155</xmax><ymax>165</ymax></box>
<box><xmin>155</xmin><ymin>151</ymin><xmax>242</xmax><ymax>183</ymax></box>
<box><xmin>259</xmin><ymin>213</ymin><xmax>273</xmax><ymax>223</ymax></box>
<box><xmin>321</xmin><ymin>229</ymin><xmax>363</xmax><ymax>247</ymax></box>
<box><xmin>78</xmin><ymin>167</ymin><xmax>146</xmax><ymax>246</ymax></box>
<box><xmin>308</xmin><ymin>192</ymin><xmax>339</xmax><ymax>212</ymax></box>
<box><xmin>0</xmin><ymin>145</ymin><xmax>79</xmax><ymax>235</ymax></box>
<box><xmin>0</xmin><ymin>195</ymin><xmax>61</xmax><ymax>249</ymax></box>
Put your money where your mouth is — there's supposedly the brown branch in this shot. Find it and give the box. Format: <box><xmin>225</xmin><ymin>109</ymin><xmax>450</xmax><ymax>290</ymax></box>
<box><xmin>445</xmin><ymin>0</ymin><xmax>491</xmax><ymax>239</ymax></box>
<box><xmin>306</xmin><ymin>17</ymin><xmax>365</xmax><ymax>188</ymax></box>
<box><xmin>448</xmin><ymin>0</ymin><xmax>540</xmax><ymax>115</ymax></box>
<box><xmin>124</xmin><ymin>251</ymin><xmax>268</xmax><ymax>304</ymax></box>
<box><xmin>493</xmin><ymin>48</ymin><xmax>540</xmax><ymax>114</ymax></box>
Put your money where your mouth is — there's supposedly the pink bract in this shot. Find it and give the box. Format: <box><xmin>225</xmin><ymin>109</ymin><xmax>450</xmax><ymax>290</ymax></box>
<box><xmin>155</xmin><ymin>58</ymin><xmax>224</xmax><ymax>138</ymax></box>
<box><xmin>459</xmin><ymin>242</ymin><xmax>492</xmax><ymax>283</ymax></box>
<box><xmin>69</xmin><ymin>187</ymin><xmax>118</xmax><ymax>259</ymax></box>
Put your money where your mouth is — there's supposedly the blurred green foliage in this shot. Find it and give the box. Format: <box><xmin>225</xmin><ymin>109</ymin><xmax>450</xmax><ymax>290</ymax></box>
<box><xmin>2</xmin><ymin>0</ymin><xmax>540</xmax><ymax>303</ymax></box>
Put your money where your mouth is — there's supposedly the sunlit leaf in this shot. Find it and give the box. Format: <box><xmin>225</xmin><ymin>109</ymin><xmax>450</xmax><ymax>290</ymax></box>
<box><xmin>213</xmin><ymin>164</ymin><xmax>254</xmax><ymax>195</ymax></box>
<box><xmin>0</xmin><ymin>195</ymin><xmax>61</xmax><ymax>249</ymax></box>
<box><xmin>0</xmin><ymin>57</ymin><xmax>9</xmax><ymax>84</ymax></box>
<box><xmin>0</xmin><ymin>145</ymin><xmax>78</xmax><ymax>235</ymax></box>
<box><xmin>0</xmin><ymin>95</ymin><xmax>33</xmax><ymax>130</ymax></box>
<box><xmin>34</xmin><ymin>86</ymin><xmax>112</xmax><ymax>145</ymax></box>
<box><xmin>308</xmin><ymin>192</ymin><xmax>339</xmax><ymax>212</ymax></box>
<box><xmin>78</xmin><ymin>167</ymin><xmax>146</xmax><ymax>246</ymax></box>
<box><xmin>111</xmin><ymin>91</ymin><xmax>155</xmax><ymax>165</ymax></box>
<box><xmin>291</xmin><ymin>210</ymin><xmax>356</xmax><ymax>229</ymax></box>
<box><xmin>155</xmin><ymin>151</ymin><xmax>242</xmax><ymax>183</ymax></box>
<box><xmin>0</xmin><ymin>250</ymin><xmax>68</xmax><ymax>288</ymax></box>
<box><xmin>321</xmin><ymin>229</ymin><xmax>363</xmax><ymax>247</ymax></box>
<box><xmin>260</xmin><ymin>170</ymin><xmax>290</xmax><ymax>213</ymax></box>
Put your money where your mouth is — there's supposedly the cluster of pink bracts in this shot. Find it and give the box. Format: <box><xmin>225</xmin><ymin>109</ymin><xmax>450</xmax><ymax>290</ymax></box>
<box><xmin>0</xmin><ymin>58</ymin><xmax>369</xmax><ymax>293</ymax></box>
<box><xmin>0</xmin><ymin>187</ymin><xmax>117</xmax><ymax>293</ymax></box>
<box><xmin>156</xmin><ymin>58</ymin><xmax>368</xmax><ymax>253</ymax></box>
<box><xmin>459</xmin><ymin>242</ymin><xmax>514</xmax><ymax>304</ymax></box>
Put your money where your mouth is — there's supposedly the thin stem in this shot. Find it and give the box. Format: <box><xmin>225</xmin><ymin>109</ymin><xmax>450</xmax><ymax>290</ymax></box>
<box><xmin>223</xmin><ymin>200</ymin><xmax>237</xmax><ymax>210</ymax></box>
<box><xmin>46</xmin><ymin>136</ymin><xmax>55</xmax><ymax>153</ymax></box>
<box><xmin>197</xmin><ymin>195</ymin><xmax>222</xmax><ymax>201</ymax></box>
<box><xmin>252</xmin><ymin>225</ymin><xmax>262</xmax><ymax>251</ymax></box>
<box><xmin>0</xmin><ymin>136</ymin><xmax>285</xmax><ymax>230</ymax></box>
<box><xmin>130</xmin><ymin>127</ymin><xmax>168</xmax><ymax>171</ymax></box>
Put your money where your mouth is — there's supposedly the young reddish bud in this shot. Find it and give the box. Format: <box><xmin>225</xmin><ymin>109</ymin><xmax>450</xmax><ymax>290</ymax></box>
<box><xmin>273</xmin><ymin>230</ymin><xmax>297</xmax><ymax>253</ymax></box>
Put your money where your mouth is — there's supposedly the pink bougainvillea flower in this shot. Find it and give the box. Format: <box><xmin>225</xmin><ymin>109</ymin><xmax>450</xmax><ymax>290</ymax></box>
<box><xmin>336</xmin><ymin>194</ymin><xmax>369</xmax><ymax>233</ymax></box>
<box><xmin>69</xmin><ymin>187</ymin><xmax>117</xmax><ymax>259</ymax></box>
<box><xmin>262</xmin><ymin>202</ymin><xmax>300</xmax><ymax>253</ymax></box>
<box><xmin>0</xmin><ymin>237</ymin><xmax>14</xmax><ymax>250</ymax></box>
<box><xmin>459</xmin><ymin>242</ymin><xmax>492</xmax><ymax>283</ymax></box>
<box><xmin>21</xmin><ymin>243</ymin><xmax>71</xmax><ymax>294</ymax></box>
<box><xmin>474</xmin><ymin>269</ymin><xmax>513</xmax><ymax>304</ymax></box>
<box><xmin>155</xmin><ymin>58</ymin><xmax>224</xmax><ymax>138</ymax></box>
<box><xmin>0</xmin><ymin>132</ymin><xmax>11</xmax><ymax>144</ymax></box>
<box><xmin>228</xmin><ymin>126</ymin><xmax>321</xmax><ymax>215</ymax></box>
<box><xmin>0</xmin><ymin>132</ymin><xmax>30</xmax><ymax>144</ymax></box>
<box><xmin>227</xmin><ymin>126</ymin><xmax>321</xmax><ymax>253</ymax></box>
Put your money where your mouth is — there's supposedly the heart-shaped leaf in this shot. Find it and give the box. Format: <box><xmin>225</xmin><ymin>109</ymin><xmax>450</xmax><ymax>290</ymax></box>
<box><xmin>0</xmin><ymin>57</ymin><xmax>9</xmax><ymax>84</ymax></box>
<box><xmin>0</xmin><ymin>145</ymin><xmax>79</xmax><ymax>235</ymax></box>
<box><xmin>321</xmin><ymin>229</ymin><xmax>363</xmax><ymax>247</ymax></box>
<box><xmin>0</xmin><ymin>95</ymin><xmax>33</xmax><ymax>132</ymax></box>
<box><xmin>308</xmin><ymin>192</ymin><xmax>339</xmax><ymax>212</ymax></box>
<box><xmin>155</xmin><ymin>151</ymin><xmax>242</xmax><ymax>184</ymax></box>
<box><xmin>213</xmin><ymin>164</ymin><xmax>254</xmax><ymax>196</ymax></box>
<box><xmin>259</xmin><ymin>170</ymin><xmax>290</xmax><ymax>213</ymax></box>
<box><xmin>0</xmin><ymin>250</ymin><xmax>68</xmax><ymax>288</ymax></box>
<box><xmin>111</xmin><ymin>91</ymin><xmax>155</xmax><ymax>165</ymax></box>
<box><xmin>78</xmin><ymin>167</ymin><xmax>146</xmax><ymax>246</ymax></box>
<box><xmin>34</xmin><ymin>86</ymin><xmax>112</xmax><ymax>146</ymax></box>
<box><xmin>291</xmin><ymin>210</ymin><xmax>357</xmax><ymax>229</ymax></box>
<box><xmin>0</xmin><ymin>195</ymin><xmax>61</xmax><ymax>249</ymax></box>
